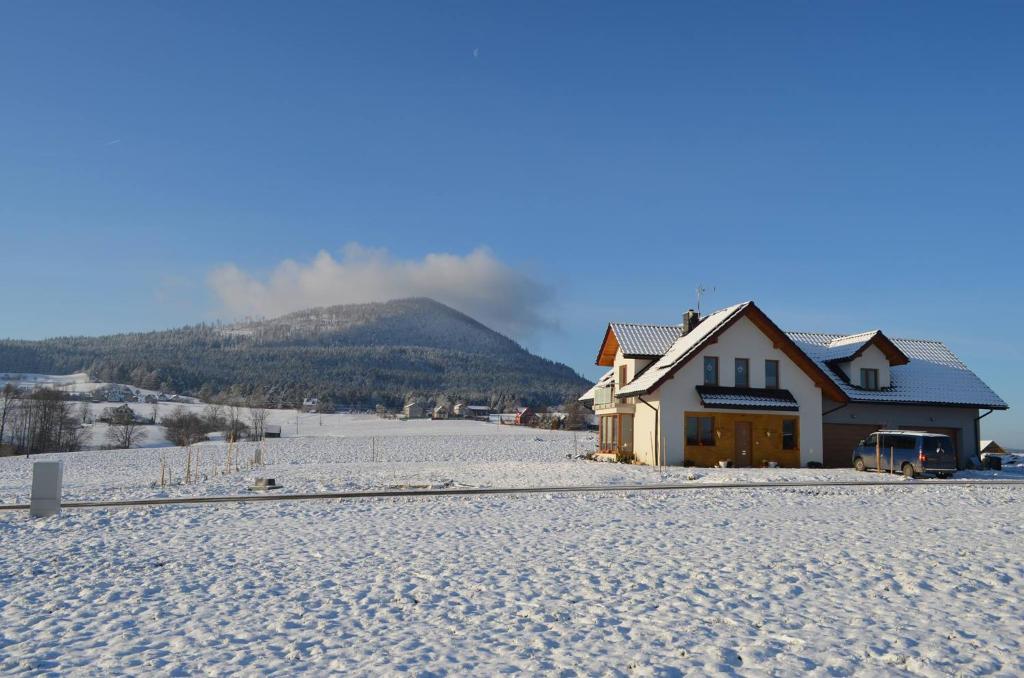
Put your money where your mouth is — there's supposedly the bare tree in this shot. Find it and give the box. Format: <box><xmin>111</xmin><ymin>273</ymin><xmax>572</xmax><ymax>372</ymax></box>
<box><xmin>0</xmin><ymin>384</ymin><xmax>17</xmax><ymax>447</ymax></box>
<box><xmin>77</xmin><ymin>401</ymin><xmax>91</xmax><ymax>426</ymax></box>
<box><xmin>105</xmin><ymin>408</ymin><xmax>147</xmax><ymax>449</ymax></box>
<box><xmin>202</xmin><ymin>403</ymin><xmax>226</xmax><ymax>433</ymax></box>
<box><xmin>162</xmin><ymin>406</ymin><xmax>209</xmax><ymax>447</ymax></box>
<box><xmin>225</xmin><ymin>400</ymin><xmax>249</xmax><ymax>442</ymax></box>
<box><xmin>150</xmin><ymin>400</ymin><xmax>159</xmax><ymax>425</ymax></box>
<box><xmin>247</xmin><ymin>391</ymin><xmax>268</xmax><ymax>440</ymax></box>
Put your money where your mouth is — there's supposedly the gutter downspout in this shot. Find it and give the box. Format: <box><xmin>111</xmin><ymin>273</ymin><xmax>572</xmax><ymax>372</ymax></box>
<box><xmin>973</xmin><ymin>409</ymin><xmax>994</xmax><ymax>469</ymax></box>
<box><xmin>637</xmin><ymin>396</ymin><xmax>659</xmax><ymax>467</ymax></box>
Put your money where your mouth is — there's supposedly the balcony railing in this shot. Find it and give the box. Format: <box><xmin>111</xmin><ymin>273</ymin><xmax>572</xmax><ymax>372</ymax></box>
<box><xmin>594</xmin><ymin>385</ymin><xmax>614</xmax><ymax>407</ymax></box>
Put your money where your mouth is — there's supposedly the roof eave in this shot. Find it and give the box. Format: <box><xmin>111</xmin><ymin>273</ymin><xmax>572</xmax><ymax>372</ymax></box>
<box><xmin>845</xmin><ymin>398</ymin><xmax>1009</xmax><ymax>410</ymax></box>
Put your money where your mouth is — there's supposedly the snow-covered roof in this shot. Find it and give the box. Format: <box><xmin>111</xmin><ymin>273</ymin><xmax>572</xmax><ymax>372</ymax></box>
<box><xmin>617</xmin><ymin>303</ymin><xmax>750</xmax><ymax>397</ymax></box>
<box><xmin>788</xmin><ymin>332</ymin><xmax>1008</xmax><ymax>409</ymax></box>
<box><xmin>586</xmin><ymin>300</ymin><xmax>1007</xmax><ymax>411</ymax></box>
<box><xmin>695</xmin><ymin>386</ymin><xmax>799</xmax><ymax>412</ymax></box>
<box><xmin>823</xmin><ymin>331</ymin><xmax>884</xmax><ymax>361</ymax></box>
<box><xmin>608</xmin><ymin>323</ymin><xmax>682</xmax><ymax>357</ymax></box>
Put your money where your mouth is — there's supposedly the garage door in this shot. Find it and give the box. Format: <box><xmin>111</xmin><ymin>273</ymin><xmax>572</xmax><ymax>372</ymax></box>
<box><xmin>823</xmin><ymin>424</ymin><xmax>879</xmax><ymax>468</ymax></box>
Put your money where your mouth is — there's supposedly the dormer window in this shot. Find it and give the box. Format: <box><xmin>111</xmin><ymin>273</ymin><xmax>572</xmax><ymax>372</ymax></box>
<box><xmin>861</xmin><ymin>368</ymin><xmax>879</xmax><ymax>390</ymax></box>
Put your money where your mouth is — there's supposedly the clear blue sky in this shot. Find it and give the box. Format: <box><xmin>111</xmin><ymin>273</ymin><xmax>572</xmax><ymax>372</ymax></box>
<box><xmin>2</xmin><ymin>2</ymin><xmax>1022</xmax><ymax>444</ymax></box>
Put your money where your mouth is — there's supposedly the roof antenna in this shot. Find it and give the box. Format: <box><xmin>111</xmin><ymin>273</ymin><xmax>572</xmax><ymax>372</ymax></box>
<box><xmin>696</xmin><ymin>285</ymin><xmax>715</xmax><ymax>315</ymax></box>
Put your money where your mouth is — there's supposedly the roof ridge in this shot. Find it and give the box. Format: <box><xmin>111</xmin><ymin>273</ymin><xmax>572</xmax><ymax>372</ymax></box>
<box><xmin>787</xmin><ymin>330</ymin><xmax>948</xmax><ymax>345</ymax></box>
<box><xmin>610</xmin><ymin>321</ymin><xmax>681</xmax><ymax>328</ymax></box>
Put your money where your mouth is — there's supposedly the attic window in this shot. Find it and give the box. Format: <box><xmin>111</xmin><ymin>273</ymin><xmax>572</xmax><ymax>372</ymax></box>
<box><xmin>618</xmin><ymin>365</ymin><xmax>627</xmax><ymax>388</ymax></box>
<box><xmin>861</xmin><ymin>368</ymin><xmax>879</xmax><ymax>390</ymax></box>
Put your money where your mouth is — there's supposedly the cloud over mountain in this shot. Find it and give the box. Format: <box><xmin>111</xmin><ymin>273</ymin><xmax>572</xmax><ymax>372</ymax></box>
<box><xmin>208</xmin><ymin>244</ymin><xmax>553</xmax><ymax>339</ymax></box>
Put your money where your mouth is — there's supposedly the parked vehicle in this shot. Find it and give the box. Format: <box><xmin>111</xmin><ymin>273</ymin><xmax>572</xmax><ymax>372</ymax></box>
<box><xmin>852</xmin><ymin>431</ymin><xmax>958</xmax><ymax>478</ymax></box>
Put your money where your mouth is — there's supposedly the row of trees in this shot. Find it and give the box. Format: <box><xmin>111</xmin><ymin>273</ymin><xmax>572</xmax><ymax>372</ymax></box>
<box><xmin>0</xmin><ymin>385</ymin><xmax>86</xmax><ymax>455</ymax></box>
<box><xmin>161</xmin><ymin>396</ymin><xmax>270</xmax><ymax>448</ymax></box>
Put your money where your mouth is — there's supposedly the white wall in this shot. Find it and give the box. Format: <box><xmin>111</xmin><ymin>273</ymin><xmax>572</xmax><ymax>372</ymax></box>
<box><xmin>648</xmin><ymin>316</ymin><xmax>825</xmax><ymax>466</ymax></box>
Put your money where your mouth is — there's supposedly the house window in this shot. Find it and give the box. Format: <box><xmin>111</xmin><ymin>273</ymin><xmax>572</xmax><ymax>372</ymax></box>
<box><xmin>600</xmin><ymin>414</ymin><xmax>633</xmax><ymax>453</ymax></box>
<box><xmin>620</xmin><ymin>414</ymin><xmax>633</xmax><ymax>453</ymax></box>
<box><xmin>782</xmin><ymin>419</ymin><xmax>798</xmax><ymax>450</ymax></box>
<box><xmin>735</xmin><ymin>358</ymin><xmax>749</xmax><ymax>388</ymax></box>
<box><xmin>686</xmin><ymin>416</ymin><xmax>715</xmax><ymax>446</ymax></box>
<box><xmin>861</xmin><ymin>368</ymin><xmax>879</xmax><ymax>390</ymax></box>
<box><xmin>618</xmin><ymin>365</ymin><xmax>628</xmax><ymax>388</ymax></box>
<box><xmin>703</xmin><ymin>357</ymin><xmax>719</xmax><ymax>386</ymax></box>
<box><xmin>600</xmin><ymin>415</ymin><xmax>618</xmax><ymax>451</ymax></box>
<box><xmin>765</xmin><ymin>360</ymin><xmax>779</xmax><ymax>389</ymax></box>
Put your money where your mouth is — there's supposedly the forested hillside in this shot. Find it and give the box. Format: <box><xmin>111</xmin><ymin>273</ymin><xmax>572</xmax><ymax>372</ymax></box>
<box><xmin>0</xmin><ymin>298</ymin><xmax>588</xmax><ymax>409</ymax></box>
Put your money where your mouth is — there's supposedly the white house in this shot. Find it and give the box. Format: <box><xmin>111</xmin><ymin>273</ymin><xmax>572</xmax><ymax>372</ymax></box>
<box><xmin>580</xmin><ymin>301</ymin><xmax>1008</xmax><ymax>468</ymax></box>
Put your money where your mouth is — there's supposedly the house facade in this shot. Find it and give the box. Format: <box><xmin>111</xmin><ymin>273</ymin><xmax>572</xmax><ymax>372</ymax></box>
<box><xmin>580</xmin><ymin>302</ymin><xmax>1007</xmax><ymax>468</ymax></box>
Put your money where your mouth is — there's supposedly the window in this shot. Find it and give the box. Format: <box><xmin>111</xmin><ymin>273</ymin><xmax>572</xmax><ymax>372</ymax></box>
<box><xmin>618</xmin><ymin>365</ymin><xmax>628</xmax><ymax>388</ymax></box>
<box><xmin>600</xmin><ymin>414</ymin><xmax>633</xmax><ymax>453</ymax></box>
<box><xmin>861</xmin><ymin>368</ymin><xmax>879</xmax><ymax>390</ymax></box>
<box><xmin>686</xmin><ymin>416</ymin><xmax>715</xmax><ymax>446</ymax></box>
<box><xmin>620</xmin><ymin>414</ymin><xmax>634</xmax><ymax>453</ymax></box>
<box><xmin>782</xmin><ymin>419</ymin><xmax>798</xmax><ymax>450</ymax></box>
<box><xmin>703</xmin><ymin>356</ymin><xmax>719</xmax><ymax>386</ymax></box>
<box><xmin>765</xmin><ymin>360</ymin><xmax>779</xmax><ymax>389</ymax></box>
<box><xmin>735</xmin><ymin>358</ymin><xmax>749</xmax><ymax>388</ymax></box>
<box><xmin>600</xmin><ymin>415</ymin><xmax>617</xmax><ymax>451</ymax></box>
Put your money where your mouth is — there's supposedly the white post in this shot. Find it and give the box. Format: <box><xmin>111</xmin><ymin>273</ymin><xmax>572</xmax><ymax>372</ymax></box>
<box><xmin>30</xmin><ymin>461</ymin><xmax>63</xmax><ymax>518</ymax></box>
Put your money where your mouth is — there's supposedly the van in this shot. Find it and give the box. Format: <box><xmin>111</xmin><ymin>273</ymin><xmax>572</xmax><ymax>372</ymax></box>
<box><xmin>852</xmin><ymin>431</ymin><xmax>957</xmax><ymax>478</ymax></box>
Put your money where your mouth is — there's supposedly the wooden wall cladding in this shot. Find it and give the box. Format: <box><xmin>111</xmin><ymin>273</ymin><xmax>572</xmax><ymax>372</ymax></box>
<box><xmin>684</xmin><ymin>411</ymin><xmax>801</xmax><ymax>468</ymax></box>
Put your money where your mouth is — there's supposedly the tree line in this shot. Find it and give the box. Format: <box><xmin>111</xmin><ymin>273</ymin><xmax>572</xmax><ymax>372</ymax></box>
<box><xmin>0</xmin><ymin>385</ymin><xmax>86</xmax><ymax>455</ymax></box>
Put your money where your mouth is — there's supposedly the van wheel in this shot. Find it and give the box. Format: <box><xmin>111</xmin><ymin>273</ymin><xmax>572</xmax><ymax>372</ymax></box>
<box><xmin>901</xmin><ymin>463</ymin><xmax>916</xmax><ymax>479</ymax></box>
<box><xmin>853</xmin><ymin>457</ymin><xmax>866</xmax><ymax>472</ymax></box>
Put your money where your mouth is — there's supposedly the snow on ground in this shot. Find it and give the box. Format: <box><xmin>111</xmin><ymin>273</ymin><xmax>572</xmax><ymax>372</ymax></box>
<box><xmin>1</xmin><ymin>416</ymin><xmax>1023</xmax><ymax>674</ymax></box>
<box><xmin>0</xmin><ymin>415</ymin><xmax>928</xmax><ymax>504</ymax></box>
<box><xmin>1</xmin><ymin>484</ymin><xmax>1022</xmax><ymax>675</ymax></box>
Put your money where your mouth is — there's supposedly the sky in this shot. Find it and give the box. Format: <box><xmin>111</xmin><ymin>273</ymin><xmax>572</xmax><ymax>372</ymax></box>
<box><xmin>1</xmin><ymin>2</ymin><xmax>1022</xmax><ymax>444</ymax></box>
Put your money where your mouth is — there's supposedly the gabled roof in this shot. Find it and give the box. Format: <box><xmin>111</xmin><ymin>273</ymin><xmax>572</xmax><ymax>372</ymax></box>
<box><xmin>821</xmin><ymin>330</ymin><xmax>910</xmax><ymax>366</ymax></box>
<box><xmin>596</xmin><ymin>323</ymin><xmax>681</xmax><ymax>365</ymax></box>
<box><xmin>616</xmin><ymin>302</ymin><xmax>847</xmax><ymax>402</ymax></box>
<box><xmin>584</xmin><ymin>301</ymin><xmax>1008</xmax><ymax>411</ymax></box>
<box><xmin>788</xmin><ymin>332</ymin><xmax>1008</xmax><ymax>409</ymax></box>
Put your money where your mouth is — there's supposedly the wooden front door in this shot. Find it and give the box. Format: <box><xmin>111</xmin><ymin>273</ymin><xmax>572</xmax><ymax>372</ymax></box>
<box><xmin>734</xmin><ymin>422</ymin><xmax>752</xmax><ymax>467</ymax></box>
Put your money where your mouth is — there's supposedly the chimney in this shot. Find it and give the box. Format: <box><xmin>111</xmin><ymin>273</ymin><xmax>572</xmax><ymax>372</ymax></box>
<box><xmin>682</xmin><ymin>309</ymin><xmax>701</xmax><ymax>335</ymax></box>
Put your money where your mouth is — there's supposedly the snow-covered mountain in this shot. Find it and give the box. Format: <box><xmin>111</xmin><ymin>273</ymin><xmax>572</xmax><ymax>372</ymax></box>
<box><xmin>0</xmin><ymin>298</ymin><xmax>588</xmax><ymax>408</ymax></box>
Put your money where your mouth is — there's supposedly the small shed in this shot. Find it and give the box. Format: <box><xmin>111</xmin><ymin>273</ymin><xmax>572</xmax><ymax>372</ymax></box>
<box><xmin>264</xmin><ymin>425</ymin><xmax>282</xmax><ymax>438</ymax></box>
<box><xmin>980</xmin><ymin>440</ymin><xmax>1006</xmax><ymax>457</ymax></box>
<box><xmin>432</xmin><ymin>404</ymin><xmax>450</xmax><ymax>420</ymax></box>
<box><xmin>403</xmin><ymin>402</ymin><xmax>426</xmax><ymax>419</ymax></box>
<box><xmin>464</xmin><ymin>405</ymin><xmax>491</xmax><ymax>420</ymax></box>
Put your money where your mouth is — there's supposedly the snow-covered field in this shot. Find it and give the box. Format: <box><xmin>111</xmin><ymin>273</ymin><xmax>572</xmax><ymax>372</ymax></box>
<box><xmin>1</xmin><ymin>415</ymin><xmax>1022</xmax><ymax>675</ymax></box>
<box><xmin>2</xmin><ymin>483</ymin><xmax>1023</xmax><ymax>675</ymax></box>
<box><xmin>0</xmin><ymin>415</ymin><xmax>922</xmax><ymax>504</ymax></box>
